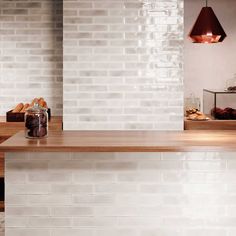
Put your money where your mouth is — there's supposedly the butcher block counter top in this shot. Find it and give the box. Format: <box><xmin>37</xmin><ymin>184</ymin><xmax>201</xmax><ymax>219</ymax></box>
<box><xmin>1</xmin><ymin>130</ymin><xmax>236</xmax><ymax>152</ymax></box>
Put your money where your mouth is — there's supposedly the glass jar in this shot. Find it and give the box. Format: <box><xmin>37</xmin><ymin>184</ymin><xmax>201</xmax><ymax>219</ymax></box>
<box><xmin>225</xmin><ymin>74</ymin><xmax>236</xmax><ymax>91</ymax></box>
<box><xmin>25</xmin><ymin>103</ymin><xmax>48</xmax><ymax>139</ymax></box>
<box><xmin>184</xmin><ymin>93</ymin><xmax>201</xmax><ymax>116</ymax></box>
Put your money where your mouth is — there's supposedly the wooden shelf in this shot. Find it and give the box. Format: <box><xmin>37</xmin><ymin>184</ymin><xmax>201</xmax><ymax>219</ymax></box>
<box><xmin>184</xmin><ymin>117</ymin><xmax>236</xmax><ymax>130</ymax></box>
<box><xmin>0</xmin><ymin>153</ymin><xmax>3</xmax><ymax>178</ymax></box>
<box><xmin>0</xmin><ymin>141</ymin><xmax>5</xmax><ymax>179</ymax></box>
<box><xmin>0</xmin><ymin>201</ymin><xmax>4</xmax><ymax>212</ymax></box>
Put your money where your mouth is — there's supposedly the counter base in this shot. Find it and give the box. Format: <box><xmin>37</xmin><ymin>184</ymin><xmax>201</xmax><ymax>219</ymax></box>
<box><xmin>5</xmin><ymin>151</ymin><xmax>236</xmax><ymax>236</ymax></box>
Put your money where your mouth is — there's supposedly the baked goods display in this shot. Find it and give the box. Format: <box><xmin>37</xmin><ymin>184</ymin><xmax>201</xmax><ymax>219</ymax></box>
<box><xmin>212</xmin><ymin>107</ymin><xmax>236</xmax><ymax>120</ymax></box>
<box><xmin>227</xmin><ymin>86</ymin><xmax>236</xmax><ymax>92</ymax></box>
<box><xmin>11</xmin><ymin>98</ymin><xmax>48</xmax><ymax>113</ymax></box>
<box><xmin>7</xmin><ymin>98</ymin><xmax>50</xmax><ymax>122</ymax></box>
<box><xmin>186</xmin><ymin>108</ymin><xmax>209</xmax><ymax>121</ymax></box>
<box><xmin>186</xmin><ymin>107</ymin><xmax>199</xmax><ymax>116</ymax></box>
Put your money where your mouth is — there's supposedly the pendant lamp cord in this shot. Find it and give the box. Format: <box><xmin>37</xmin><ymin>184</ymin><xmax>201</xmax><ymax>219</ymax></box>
<box><xmin>206</xmin><ymin>0</ymin><xmax>208</xmax><ymax>7</ymax></box>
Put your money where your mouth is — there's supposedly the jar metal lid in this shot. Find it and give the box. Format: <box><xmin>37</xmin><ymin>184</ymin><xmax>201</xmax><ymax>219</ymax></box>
<box><xmin>26</xmin><ymin>103</ymin><xmax>47</xmax><ymax>113</ymax></box>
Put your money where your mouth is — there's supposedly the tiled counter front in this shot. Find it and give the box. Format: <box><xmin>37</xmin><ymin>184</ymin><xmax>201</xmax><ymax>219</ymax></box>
<box><xmin>5</xmin><ymin>152</ymin><xmax>236</xmax><ymax>236</ymax></box>
<box><xmin>0</xmin><ymin>212</ymin><xmax>4</xmax><ymax>236</ymax></box>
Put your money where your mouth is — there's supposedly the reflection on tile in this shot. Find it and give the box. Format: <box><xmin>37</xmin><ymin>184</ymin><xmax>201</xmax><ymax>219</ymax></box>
<box><xmin>0</xmin><ymin>212</ymin><xmax>4</xmax><ymax>236</ymax></box>
<box><xmin>63</xmin><ymin>0</ymin><xmax>184</xmax><ymax>130</ymax></box>
<box><xmin>5</xmin><ymin>151</ymin><xmax>236</xmax><ymax>236</ymax></box>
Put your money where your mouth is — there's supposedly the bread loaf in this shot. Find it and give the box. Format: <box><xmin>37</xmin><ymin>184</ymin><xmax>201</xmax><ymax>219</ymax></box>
<box><xmin>12</xmin><ymin>103</ymin><xmax>24</xmax><ymax>113</ymax></box>
<box><xmin>20</xmin><ymin>103</ymin><xmax>30</xmax><ymax>113</ymax></box>
<box><xmin>42</xmin><ymin>101</ymin><xmax>48</xmax><ymax>108</ymax></box>
<box><xmin>38</xmin><ymin>98</ymin><xmax>45</xmax><ymax>107</ymax></box>
<box><xmin>30</xmin><ymin>98</ymin><xmax>39</xmax><ymax>106</ymax></box>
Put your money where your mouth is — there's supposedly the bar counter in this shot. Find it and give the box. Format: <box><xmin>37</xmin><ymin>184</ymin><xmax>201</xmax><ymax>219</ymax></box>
<box><xmin>2</xmin><ymin>130</ymin><xmax>236</xmax><ymax>236</ymax></box>
<box><xmin>1</xmin><ymin>130</ymin><xmax>236</xmax><ymax>152</ymax></box>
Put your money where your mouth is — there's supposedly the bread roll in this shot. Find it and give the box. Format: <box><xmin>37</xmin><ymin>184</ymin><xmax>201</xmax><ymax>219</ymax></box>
<box><xmin>188</xmin><ymin>114</ymin><xmax>198</xmax><ymax>120</ymax></box>
<box><xmin>38</xmin><ymin>98</ymin><xmax>45</xmax><ymax>107</ymax></box>
<box><xmin>30</xmin><ymin>97</ymin><xmax>48</xmax><ymax>108</ymax></box>
<box><xmin>196</xmin><ymin>111</ymin><xmax>203</xmax><ymax>115</ymax></box>
<box><xmin>42</xmin><ymin>101</ymin><xmax>48</xmax><ymax>108</ymax></box>
<box><xmin>12</xmin><ymin>103</ymin><xmax>24</xmax><ymax>113</ymax></box>
<box><xmin>31</xmin><ymin>98</ymin><xmax>39</xmax><ymax>106</ymax></box>
<box><xmin>196</xmin><ymin>115</ymin><xmax>207</xmax><ymax>120</ymax></box>
<box><xmin>20</xmin><ymin>103</ymin><xmax>30</xmax><ymax>113</ymax></box>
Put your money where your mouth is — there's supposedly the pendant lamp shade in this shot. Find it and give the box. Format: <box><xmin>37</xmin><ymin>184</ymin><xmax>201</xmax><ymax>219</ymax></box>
<box><xmin>189</xmin><ymin>5</ymin><xmax>227</xmax><ymax>43</ymax></box>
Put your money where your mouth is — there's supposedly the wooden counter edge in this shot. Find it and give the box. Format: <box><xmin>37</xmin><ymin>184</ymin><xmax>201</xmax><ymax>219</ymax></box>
<box><xmin>0</xmin><ymin>201</ymin><xmax>4</xmax><ymax>212</ymax></box>
<box><xmin>1</xmin><ymin>130</ymin><xmax>236</xmax><ymax>152</ymax></box>
<box><xmin>0</xmin><ymin>145</ymin><xmax>232</xmax><ymax>153</ymax></box>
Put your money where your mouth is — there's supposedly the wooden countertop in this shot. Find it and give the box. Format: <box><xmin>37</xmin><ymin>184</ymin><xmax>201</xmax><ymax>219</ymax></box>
<box><xmin>1</xmin><ymin>130</ymin><xmax>236</xmax><ymax>152</ymax></box>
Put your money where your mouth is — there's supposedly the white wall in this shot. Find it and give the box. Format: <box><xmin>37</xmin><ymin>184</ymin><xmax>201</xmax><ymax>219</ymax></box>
<box><xmin>0</xmin><ymin>0</ymin><xmax>184</xmax><ymax>127</ymax></box>
<box><xmin>0</xmin><ymin>212</ymin><xmax>3</xmax><ymax>236</ymax></box>
<box><xmin>0</xmin><ymin>0</ymin><xmax>63</xmax><ymax>116</ymax></box>
<box><xmin>184</xmin><ymin>0</ymin><xmax>236</xmax><ymax>109</ymax></box>
<box><xmin>63</xmin><ymin>0</ymin><xmax>184</xmax><ymax>130</ymax></box>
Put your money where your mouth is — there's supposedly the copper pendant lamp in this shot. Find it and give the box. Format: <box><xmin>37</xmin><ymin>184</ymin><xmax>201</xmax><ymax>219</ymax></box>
<box><xmin>189</xmin><ymin>0</ymin><xmax>227</xmax><ymax>43</ymax></box>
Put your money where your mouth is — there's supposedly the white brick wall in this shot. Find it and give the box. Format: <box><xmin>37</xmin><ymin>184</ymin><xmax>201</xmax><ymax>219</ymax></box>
<box><xmin>0</xmin><ymin>0</ymin><xmax>183</xmax><ymax>128</ymax></box>
<box><xmin>63</xmin><ymin>0</ymin><xmax>184</xmax><ymax>130</ymax></box>
<box><xmin>0</xmin><ymin>0</ymin><xmax>63</xmax><ymax>116</ymax></box>
<box><xmin>0</xmin><ymin>212</ymin><xmax>4</xmax><ymax>236</ymax></box>
<box><xmin>5</xmin><ymin>151</ymin><xmax>236</xmax><ymax>236</ymax></box>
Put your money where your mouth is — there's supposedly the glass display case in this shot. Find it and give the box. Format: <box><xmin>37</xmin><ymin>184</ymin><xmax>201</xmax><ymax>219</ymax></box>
<box><xmin>203</xmin><ymin>89</ymin><xmax>236</xmax><ymax>120</ymax></box>
<box><xmin>184</xmin><ymin>93</ymin><xmax>201</xmax><ymax>116</ymax></box>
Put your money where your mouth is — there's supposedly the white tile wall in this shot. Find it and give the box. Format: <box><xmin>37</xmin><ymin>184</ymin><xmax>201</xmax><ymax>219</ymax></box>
<box><xmin>0</xmin><ymin>212</ymin><xmax>4</xmax><ymax>236</ymax></box>
<box><xmin>63</xmin><ymin>0</ymin><xmax>184</xmax><ymax>130</ymax></box>
<box><xmin>0</xmin><ymin>0</ymin><xmax>63</xmax><ymax>115</ymax></box>
<box><xmin>0</xmin><ymin>0</ymin><xmax>183</xmax><ymax>128</ymax></box>
<box><xmin>5</xmin><ymin>151</ymin><xmax>236</xmax><ymax>236</ymax></box>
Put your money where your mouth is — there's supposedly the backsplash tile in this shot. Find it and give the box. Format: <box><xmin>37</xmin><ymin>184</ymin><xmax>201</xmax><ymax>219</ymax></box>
<box><xmin>63</xmin><ymin>0</ymin><xmax>184</xmax><ymax>130</ymax></box>
<box><xmin>0</xmin><ymin>0</ymin><xmax>63</xmax><ymax>115</ymax></box>
<box><xmin>0</xmin><ymin>212</ymin><xmax>4</xmax><ymax>236</ymax></box>
<box><xmin>0</xmin><ymin>0</ymin><xmax>183</xmax><ymax>128</ymax></box>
